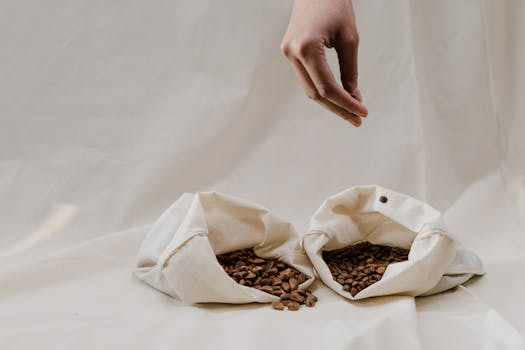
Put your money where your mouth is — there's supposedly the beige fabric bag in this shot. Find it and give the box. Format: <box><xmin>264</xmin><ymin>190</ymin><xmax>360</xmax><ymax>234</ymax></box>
<box><xmin>303</xmin><ymin>185</ymin><xmax>484</xmax><ymax>300</ymax></box>
<box><xmin>135</xmin><ymin>192</ymin><xmax>314</xmax><ymax>304</ymax></box>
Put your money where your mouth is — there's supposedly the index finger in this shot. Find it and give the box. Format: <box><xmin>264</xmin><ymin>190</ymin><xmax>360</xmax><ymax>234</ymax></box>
<box><xmin>297</xmin><ymin>42</ymin><xmax>368</xmax><ymax>117</ymax></box>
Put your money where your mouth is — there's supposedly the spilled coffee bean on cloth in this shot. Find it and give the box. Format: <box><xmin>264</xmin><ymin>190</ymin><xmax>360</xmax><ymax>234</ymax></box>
<box><xmin>217</xmin><ymin>248</ymin><xmax>317</xmax><ymax>311</ymax></box>
<box><xmin>323</xmin><ymin>242</ymin><xmax>409</xmax><ymax>297</ymax></box>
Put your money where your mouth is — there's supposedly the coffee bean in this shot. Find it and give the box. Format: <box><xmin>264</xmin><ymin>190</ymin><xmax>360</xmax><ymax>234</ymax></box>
<box><xmin>289</xmin><ymin>278</ymin><xmax>299</xmax><ymax>291</ymax></box>
<box><xmin>295</xmin><ymin>289</ymin><xmax>307</xmax><ymax>297</ymax></box>
<box><xmin>305</xmin><ymin>295</ymin><xmax>316</xmax><ymax>307</ymax></box>
<box><xmin>217</xmin><ymin>248</ymin><xmax>318</xmax><ymax>311</ymax></box>
<box><xmin>309</xmin><ymin>294</ymin><xmax>318</xmax><ymax>302</ymax></box>
<box><xmin>234</xmin><ymin>261</ymin><xmax>246</xmax><ymax>269</ymax></box>
<box><xmin>279</xmin><ymin>268</ymin><xmax>293</xmax><ymax>281</ymax></box>
<box><xmin>272</xmin><ymin>301</ymin><xmax>285</xmax><ymax>310</ymax></box>
<box><xmin>322</xmin><ymin>242</ymin><xmax>409</xmax><ymax>297</ymax></box>
<box><xmin>272</xmin><ymin>289</ymin><xmax>283</xmax><ymax>296</ymax></box>
<box><xmin>259</xmin><ymin>285</ymin><xmax>273</xmax><ymax>294</ymax></box>
<box><xmin>287</xmin><ymin>302</ymin><xmax>300</xmax><ymax>311</ymax></box>
<box><xmin>290</xmin><ymin>292</ymin><xmax>305</xmax><ymax>304</ymax></box>
<box><xmin>267</xmin><ymin>267</ymin><xmax>278</xmax><ymax>275</ymax></box>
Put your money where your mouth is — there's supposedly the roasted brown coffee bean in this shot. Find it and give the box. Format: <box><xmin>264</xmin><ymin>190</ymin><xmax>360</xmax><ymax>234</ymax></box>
<box><xmin>305</xmin><ymin>295</ymin><xmax>316</xmax><ymax>307</ymax></box>
<box><xmin>259</xmin><ymin>285</ymin><xmax>273</xmax><ymax>294</ymax></box>
<box><xmin>289</xmin><ymin>278</ymin><xmax>299</xmax><ymax>291</ymax></box>
<box><xmin>287</xmin><ymin>301</ymin><xmax>300</xmax><ymax>311</ymax></box>
<box><xmin>322</xmin><ymin>242</ymin><xmax>409</xmax><ymax>297</ymax></box>
<box><xmin>267</xmin><ymin>267</ymin><xmax>278</xmax><ymax>275</ymax></box>
<box><xmin>272</xmin><ymin>301</ymin><xmax>285</xmax><ymax>310</ymax></box>
<box><xmin>290</xmin><ymin>292</ymin><xmax>305</xmax><ymax>304</ymax></box>
<box><xmin>295</xmin><ymin>289</ymin><xmax>307</xmax><ymax>297</ymax></box>
<box><xmin>217</xmin><ymin>248</ymin><xmax>318</xmax><ymax>311</ymax></box>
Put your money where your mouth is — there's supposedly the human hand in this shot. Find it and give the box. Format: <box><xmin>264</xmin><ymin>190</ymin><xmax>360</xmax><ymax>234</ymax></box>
<box><xmin>281</xmin><ymin>0</ymin><xmax>368</xmax><ymax>126</ymax></box>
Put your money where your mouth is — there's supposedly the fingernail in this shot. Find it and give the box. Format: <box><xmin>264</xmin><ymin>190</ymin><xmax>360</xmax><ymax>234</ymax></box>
<box><xmin>349</xmin><ymin>118</ymin><xmax>361</xmax><ymax>127</ymax></box>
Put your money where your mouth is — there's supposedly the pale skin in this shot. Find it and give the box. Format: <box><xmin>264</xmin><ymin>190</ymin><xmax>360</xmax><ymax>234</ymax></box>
<box><xmin>281</xmin><ymin>0</ymin><xmax>368</xmax><ymax>126</ymax></box>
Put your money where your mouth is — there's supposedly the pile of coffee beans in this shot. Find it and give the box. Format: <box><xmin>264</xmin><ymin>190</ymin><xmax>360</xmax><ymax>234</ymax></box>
<box><xmin>217</xmin><ymin>248</ymin><xmax>317</xmax><ymax>311</ymax></box>
<box><xmin>322</xmin><ymin>241</ymin><xmax>409</xmax><ymax>297</ymax></box>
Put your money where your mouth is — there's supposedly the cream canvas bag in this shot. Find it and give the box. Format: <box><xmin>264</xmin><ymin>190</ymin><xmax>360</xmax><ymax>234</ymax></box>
<box><xmin>135</xmin><ymin>192</ymin><xmax>314</xmax><ymax>304</ymax></box>
<box><xmin>303</xmin><ymin>186</ymin><xmax>484</xmax><ymax>300</ymax></box>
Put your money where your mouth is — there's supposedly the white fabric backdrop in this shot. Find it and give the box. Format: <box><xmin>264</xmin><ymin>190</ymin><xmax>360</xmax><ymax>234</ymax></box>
<box><xmin>1</xmin><ymin>0</ymin><xmax>524</xmax><ymax>348</ymax></box>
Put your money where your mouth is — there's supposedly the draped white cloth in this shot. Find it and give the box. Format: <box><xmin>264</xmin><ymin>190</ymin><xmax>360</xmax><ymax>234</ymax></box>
<box><xmin>1</xmin><ymin>0</ymin><xmax>524</xmax><ymax>349</ymax></box>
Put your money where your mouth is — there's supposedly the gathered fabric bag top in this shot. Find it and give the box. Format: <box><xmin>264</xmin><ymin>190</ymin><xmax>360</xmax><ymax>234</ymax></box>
<box><xmin>135</xmin><ymin>192</ymin><xmax>314</xmax><ymax>304</ymax></box>
<box><xmin>303</xmin><ymin>185</ymin><xmax>484</xmax><ymax>300</ymax></box>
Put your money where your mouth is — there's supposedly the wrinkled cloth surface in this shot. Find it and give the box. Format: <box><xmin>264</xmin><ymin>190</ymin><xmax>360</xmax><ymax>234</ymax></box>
<box><xmin>1</xmin><ymin>0</ymin><xmax>525</xmax><ymax>349</ymax></box>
